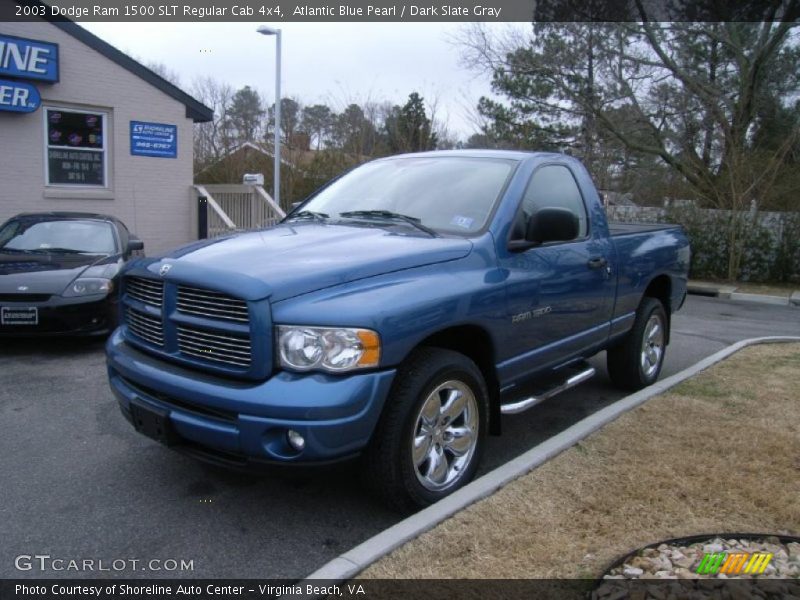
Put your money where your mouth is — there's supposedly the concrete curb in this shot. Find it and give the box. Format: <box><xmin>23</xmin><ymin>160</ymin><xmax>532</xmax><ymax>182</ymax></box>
<box><xmin>687</xmin><ymin>282</ymin><xmax>797</xmax><ymax>307</ymax></box>
<box><xmin>303</xmin><ymin>335</ymin><xmax>800</xmax><ymax>583</ymax></box>
<box><xmin>729</xmin><ymin>292</ymin><xmax>791</xmax><ymax>306</ymax></box>
<box><xmin>687</xmin><ymin>282</ymin><xmax>736</xmax><ymax>299</ymax></box>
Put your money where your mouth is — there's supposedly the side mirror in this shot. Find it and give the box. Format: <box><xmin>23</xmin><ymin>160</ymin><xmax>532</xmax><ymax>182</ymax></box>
<box><xmin>509</xmin><ymin>207</ymin><xmax>579</xmax><ymax>252</ymax></box>
<box><xmin>290</xmin><ymin>202</ymin><xmax>302</xmax><ymax>211</ymax></box>
<box><xmin>128</xmin><ymin>238</ymin><xmax>144</xmax><ymax>253</ymax></box>
<box><xmin>527</xmin><ymin>207</ymin><xmax>579</xmax><ymax>244</ymax></box>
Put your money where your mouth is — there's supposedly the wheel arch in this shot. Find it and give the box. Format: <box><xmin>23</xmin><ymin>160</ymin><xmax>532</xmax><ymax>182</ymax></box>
<box><xmin>415</xmin><ymin>324</ymin><xmax>502</xmax><ymax>436</ymax></box>
<box><xmin>643</xmin><ymin>274</ymin><xmax>672</xmax><ymax>344</ymax></box>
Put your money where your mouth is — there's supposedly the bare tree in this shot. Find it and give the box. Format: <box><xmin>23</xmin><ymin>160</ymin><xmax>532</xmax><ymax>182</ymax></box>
<box><xmin>190</xmin><ymin>76</ymin><xmax>236</xmax><ymax>171</ymax></box>
<box><xmin>143</xmin><ymin>60</ymin><xmax>182</xmax><ymax>88</ymax></box>
<box><xmin>460</xmin><ymin>14</ymin><xmax>800</xmax><ymax>280</ymax></box>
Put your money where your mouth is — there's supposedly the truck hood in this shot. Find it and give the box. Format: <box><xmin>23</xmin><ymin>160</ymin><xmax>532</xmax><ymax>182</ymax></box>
<box><xmin>162</xmin><ymin>222</ymin><xmax>473</xmax><ymax>302</ymax></box>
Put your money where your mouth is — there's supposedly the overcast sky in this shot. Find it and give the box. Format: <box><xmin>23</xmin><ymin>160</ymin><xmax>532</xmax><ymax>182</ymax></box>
<box><xmin>82</xmin><ymin>22</ymin><xmax>519</xmax><ymax>140</ymax></box>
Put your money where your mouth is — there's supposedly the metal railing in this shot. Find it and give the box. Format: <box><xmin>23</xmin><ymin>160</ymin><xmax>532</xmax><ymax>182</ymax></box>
<box><xmin>194</xmin><ymin>184</ymin><xmax>286</xmax><ymax>238</ymax></box>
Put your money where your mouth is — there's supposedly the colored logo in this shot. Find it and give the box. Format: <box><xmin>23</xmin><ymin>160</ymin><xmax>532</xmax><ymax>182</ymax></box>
<box><xmin>696</xmin><ymin>552</ymin><xmax>773</xmax><ymax>575</ymax></box>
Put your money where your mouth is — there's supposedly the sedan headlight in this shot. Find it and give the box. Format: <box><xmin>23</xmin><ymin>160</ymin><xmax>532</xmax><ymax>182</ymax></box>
<box><xmin>62</xmin><ymin>278</ymin><xmax>114</xmax><ymax>297</ymax></box>
<box><xmin>277</xmin><ymin>325</ymin><xmax>381</xmax><ymax>373</ymax></box>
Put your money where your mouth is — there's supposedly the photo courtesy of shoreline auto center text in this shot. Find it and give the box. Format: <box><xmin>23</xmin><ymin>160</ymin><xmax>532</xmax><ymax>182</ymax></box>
<box><xmin>1</xmin><ymin>0</ymin><xmax>799</xmax><ymax>598</ymax></box>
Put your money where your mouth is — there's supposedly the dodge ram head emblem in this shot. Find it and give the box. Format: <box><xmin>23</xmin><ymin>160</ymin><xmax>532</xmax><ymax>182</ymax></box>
<box><xmin>159</xmin><ymin>264</ymin><xmax>171</xmax><ymax>276</ymax></box>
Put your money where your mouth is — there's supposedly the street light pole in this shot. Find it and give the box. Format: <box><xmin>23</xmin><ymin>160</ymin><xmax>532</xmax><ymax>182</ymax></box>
<box><xmin>256</xmin><ymin>26</ymin><xmax>282</xmax><ymax>209</ymax></box>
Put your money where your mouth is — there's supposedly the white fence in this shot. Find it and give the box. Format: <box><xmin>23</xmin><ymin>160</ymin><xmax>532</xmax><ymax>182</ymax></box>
<box><xmin>194</xmin><ymin>184</ymin><xmax>285</xmax><ymax>238</ymax></box>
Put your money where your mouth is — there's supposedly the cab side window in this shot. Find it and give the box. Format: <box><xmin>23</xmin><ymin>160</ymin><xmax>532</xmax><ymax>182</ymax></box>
<box><xmin>516</xmin><ymin>165</ymin><xmax>589</xmax><ymax>239</ymax></box>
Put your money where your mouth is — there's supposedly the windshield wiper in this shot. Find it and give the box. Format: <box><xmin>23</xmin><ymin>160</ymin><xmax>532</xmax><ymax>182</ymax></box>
<box><xmin>286</xmin><ymin>210</ymin><xmax>329</xmax><ymax>222</ymax></box>
<box><xmin>339</xmin><ymin>210</ymin><xmax>438</xmax><ymax>237</ymax></box>
<box><xmin>29</xmin><ymin>247</ymin><xmax>88</xmax><ymax>254</ymax></box>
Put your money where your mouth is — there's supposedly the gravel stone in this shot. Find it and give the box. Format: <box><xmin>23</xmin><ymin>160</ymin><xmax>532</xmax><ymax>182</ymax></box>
<box><xmin>603</xmin><ymin>536</ymin><xmax>799</xmax><ymax>580</ymax></box>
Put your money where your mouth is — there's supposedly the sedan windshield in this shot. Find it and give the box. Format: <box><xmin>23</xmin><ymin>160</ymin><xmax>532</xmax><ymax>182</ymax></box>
<box><xmin>298</xmin><ymin>157</ymin><xmax>516</xmax><ymax>235</ymax></box>
<box><xmin>0</xmin><ymin>219</ymin><xmax>117</xmax><ymax>254</ymax></box>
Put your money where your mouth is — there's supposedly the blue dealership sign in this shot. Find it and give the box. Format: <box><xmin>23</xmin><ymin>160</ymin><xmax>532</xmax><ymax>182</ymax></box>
<box><xmin>130</xmin><ymin>121</ymin><xmax>177</xmax><ymax>158</ymax></box>
<box><xmin>0</xmin><ymin>34</ymin><xmax>59</xmax><ymax>83</ymax></box>
<box><xmin>0</xmin><ymin>78</ymin><xmax>40</xmax><ymax>113</ymax></box>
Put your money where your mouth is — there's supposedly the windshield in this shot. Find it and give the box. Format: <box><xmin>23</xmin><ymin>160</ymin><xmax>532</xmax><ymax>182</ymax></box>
<box><xmin>299</xmin><ymin>157</ymin><xmax>516</xmax><ymax>235</ymax></box>
<box><xmin>0</xmin><ymin>219</ymin><xmax>117</xmax><ymax>254</ymax></box>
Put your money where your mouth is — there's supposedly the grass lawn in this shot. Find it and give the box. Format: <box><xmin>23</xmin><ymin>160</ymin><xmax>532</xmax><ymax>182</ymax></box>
<box><xmin>361</xmin><ymin>343</ymin><xmax>800</xmax><ymax>579</ymax></box>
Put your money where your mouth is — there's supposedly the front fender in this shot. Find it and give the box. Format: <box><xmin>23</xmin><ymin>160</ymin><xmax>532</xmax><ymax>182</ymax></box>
<box><xmin>271</xmin><ymin>241</ymin><xmax>506</xmax><ymax>367</ymax></box>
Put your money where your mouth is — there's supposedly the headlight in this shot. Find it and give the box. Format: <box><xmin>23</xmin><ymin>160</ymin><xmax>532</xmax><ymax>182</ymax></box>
<box><xmin>62</xmin><ymin>278</ymin><xmax>114</xmax><ymax>297</ymax></box>
<box><xmin>277</xmin><ymin>325</ymin><xmax>381</xmax><ymax>373</ymax></box>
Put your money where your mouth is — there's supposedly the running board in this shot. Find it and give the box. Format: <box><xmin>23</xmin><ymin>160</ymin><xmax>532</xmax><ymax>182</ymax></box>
<box><xmin>500</xmin><ymin>366</ymin><xmax>596</xmax><ymax>415</ymax></box>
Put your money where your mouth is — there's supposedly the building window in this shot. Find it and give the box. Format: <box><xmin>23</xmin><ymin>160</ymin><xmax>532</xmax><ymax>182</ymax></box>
<box><xmin>45</xmin><ymin>107</ymin><xmax>107</xmax><ymax>187</ymax></box>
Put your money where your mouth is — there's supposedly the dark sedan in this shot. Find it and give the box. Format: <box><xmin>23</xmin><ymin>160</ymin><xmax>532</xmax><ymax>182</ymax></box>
<box><xmin>0</xmin><ymin>212</ymin><xmax>143</xmax><ymax>336</ymax></box>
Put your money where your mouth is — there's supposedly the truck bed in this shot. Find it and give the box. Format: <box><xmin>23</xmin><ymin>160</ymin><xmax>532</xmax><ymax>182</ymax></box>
<box><xmin>608</xmin><ymin>222</ymin><xmax>681</xmax><ymax>237</ymax></box>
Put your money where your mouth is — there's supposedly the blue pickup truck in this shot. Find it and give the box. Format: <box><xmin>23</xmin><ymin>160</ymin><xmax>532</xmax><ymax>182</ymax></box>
<box><xmin>106</xmin><ymin>150</ymin><xmax>689</xmax><ymax>511</ymax></box>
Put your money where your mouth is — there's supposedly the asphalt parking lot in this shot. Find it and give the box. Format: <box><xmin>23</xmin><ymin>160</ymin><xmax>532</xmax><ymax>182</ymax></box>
<box><xmin>1</xmin><ymin>295</ymin><xmax>798</xmax><ymax>580</ymax></box>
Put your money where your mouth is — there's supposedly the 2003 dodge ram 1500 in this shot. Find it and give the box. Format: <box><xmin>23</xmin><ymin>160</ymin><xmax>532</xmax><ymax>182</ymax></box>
<box><xmin>106</xmin><ymin>150</ymin><xmax>690</xmax><ymax>511</ymax></box>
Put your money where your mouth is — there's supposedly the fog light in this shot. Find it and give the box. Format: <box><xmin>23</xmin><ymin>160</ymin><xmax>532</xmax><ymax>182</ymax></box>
<box><xmin>286</xmin><ymin>429</ymin><xmax>305</xmax><ymax>451</ymax></box>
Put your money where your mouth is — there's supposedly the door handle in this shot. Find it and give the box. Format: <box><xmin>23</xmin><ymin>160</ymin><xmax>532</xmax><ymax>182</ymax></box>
<box><xmin>587</xmin><ymin>257</ymin><xmax>608</xmax><ymax>269</ymax></box>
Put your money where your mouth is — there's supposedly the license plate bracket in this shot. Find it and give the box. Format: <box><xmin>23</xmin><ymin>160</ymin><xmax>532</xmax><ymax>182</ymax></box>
<box><xmin>1</xmin><ymin>306</ymin><xmax>38</xmax><ymax>325</ymax></box>
<box><xmin>129</xmin><ymin>399</ymin><xmax>179</xmax><ymax>446</ymax></box>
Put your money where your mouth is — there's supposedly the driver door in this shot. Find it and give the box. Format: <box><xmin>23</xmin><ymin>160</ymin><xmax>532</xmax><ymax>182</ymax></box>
<box><xmin>498</xmin><ymin>164</ymin><xmax>614</xmax><ymax>382</ymax></box>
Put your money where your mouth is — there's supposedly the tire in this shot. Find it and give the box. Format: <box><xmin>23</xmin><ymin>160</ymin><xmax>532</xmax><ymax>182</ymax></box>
<box><xmin>362</xmin><ymin>347</ymin><xmax>489</xmax><ymax>513</ymax></box>
<box><xmin>607</xmin><ymin>297</ymin><xmax>668</xmax><ymax>391</ymax></box>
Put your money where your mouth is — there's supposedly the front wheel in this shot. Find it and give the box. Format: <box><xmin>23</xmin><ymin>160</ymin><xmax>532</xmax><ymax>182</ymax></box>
<box><xmin>607</xmin><ymin>297</ymin><xmax>668</xmax><ymax>391</ymax></box>
<box><xmin>362</xmin><ymin>347</ymin><xmax>488</xmax><ymax>513</ymax></box>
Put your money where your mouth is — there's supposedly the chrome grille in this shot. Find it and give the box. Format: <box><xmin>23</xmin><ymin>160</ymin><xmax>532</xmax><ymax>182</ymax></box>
<box><xmin>176</xmin><ymin>286</ymin><xmax>249</xmax><ymax>322</ymax></box>
<box><xmin>177</xmin><ymin>325</ymin><xmax>251</xmax><ymax>368</ymax></box>
<box><xmin>126</xmin><ymin>308</ymin><xmax>164</xmax><ymax>346</ymax></box>
<box><xmin>126</xmin><ymin>277</ymin><xmax>164</xmax><ymax>308</ymax></box>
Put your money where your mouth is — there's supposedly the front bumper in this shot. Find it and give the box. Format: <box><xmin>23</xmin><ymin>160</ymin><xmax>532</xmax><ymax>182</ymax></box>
<box><xmin>0</xmin><ymin>294</ymin><xmax>117</xmax><ymax>336</ymax></box>
<box><xmin>106</xmin><ymin>329</ymin><xmax>397</xmax><ymax>466</ymax></box>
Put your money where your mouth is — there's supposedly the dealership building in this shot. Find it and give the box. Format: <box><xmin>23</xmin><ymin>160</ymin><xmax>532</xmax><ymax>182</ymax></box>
<box><xmin>0</xmin><ymin>20</ymin><xmax>213</xmax><ymax>255</ymax></box>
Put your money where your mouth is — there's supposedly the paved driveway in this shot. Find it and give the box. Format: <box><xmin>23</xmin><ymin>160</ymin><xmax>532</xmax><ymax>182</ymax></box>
<box><xmin>1</xmin><ymin>296</ymin><xmax>798</xmax><ymax>579</ymax></box>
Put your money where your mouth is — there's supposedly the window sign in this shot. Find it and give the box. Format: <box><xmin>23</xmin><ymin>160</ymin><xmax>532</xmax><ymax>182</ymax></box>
<box><xmin>130</xmin><ymin>121</ymin><xmax>177</xmax><ymax>158</ymax></box>
<box><xmin>0</xmin><ymin>78</ymin><xmax>40</xmax><ymax>113</ymax></box>
<box><xmin>0</xmin><ymin>34</ymin><xmax>59</xmax><ymax>83</ymax></box>
<box><xmin>45</xmin><ymin>108</ymin><xmax>107</xmax><ymax>186</ymax></box>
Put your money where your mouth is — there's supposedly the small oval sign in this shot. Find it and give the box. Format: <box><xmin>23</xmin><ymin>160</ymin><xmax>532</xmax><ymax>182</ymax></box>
<box><xmin>0</xmin><ymin>78</ymin><xmax>41</xmax><ymax>113</ymax></box>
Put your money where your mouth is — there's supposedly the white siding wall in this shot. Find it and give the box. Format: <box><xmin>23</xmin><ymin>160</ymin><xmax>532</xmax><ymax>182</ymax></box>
<box><xmin>0</xmin><ymin>22</ymin><xmax>197</xmax><ymax>255</ymax></box>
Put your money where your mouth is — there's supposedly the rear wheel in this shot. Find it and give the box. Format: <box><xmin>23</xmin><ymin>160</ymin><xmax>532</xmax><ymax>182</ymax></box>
<box><xmin>362</xmin><ymin>347</ymin><xmax>488</xmax><ymax>513</ymax></box>
<box><xmin>607</xmin><ymin>297</ymin><xmax>668</xmax><ymax>391</ymax></box>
